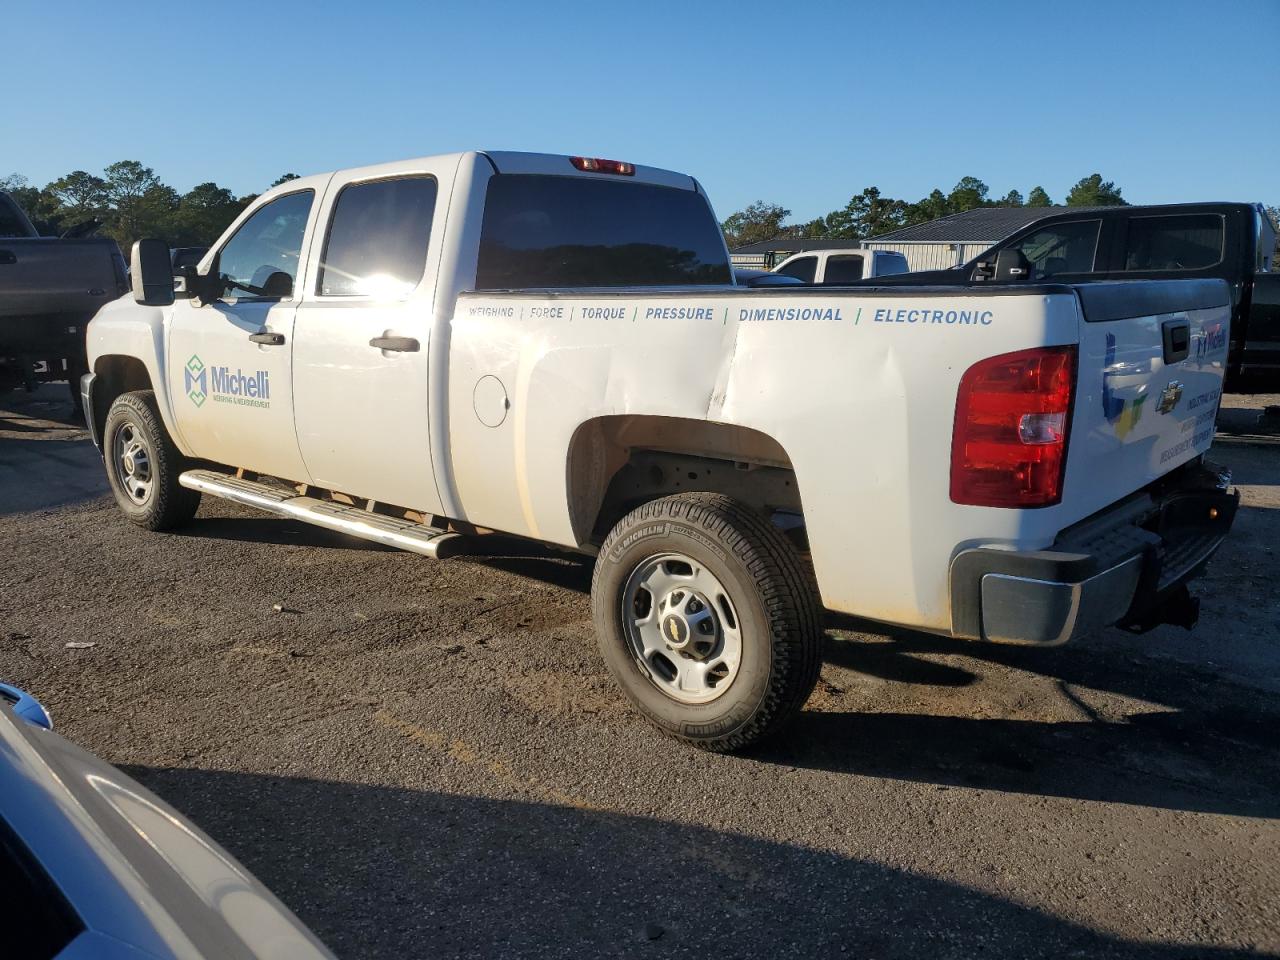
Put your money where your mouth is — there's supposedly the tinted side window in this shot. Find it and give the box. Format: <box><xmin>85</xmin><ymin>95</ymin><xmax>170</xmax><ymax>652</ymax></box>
<box><xmin>1011</xmin><ymin>220</ymin><xmax>1101</xmax><ymax>279</ymax></box>
<box><xmin>877</xmin><ymin>253</ymin><xmax>909</xmax><ymax>276</ymax></box>
<box><xmin>476</xmin><ymin>175</ymin><xmax>731</xmax><ymax>289</ymax></box>
<box><xmin>822</xmin><ymin>255</ymin><xmax>864</xmax><ymax>284</ymax></box>
<box><xmin>777</xmin><ymin>256</ymin><xmax>817</xmax><ymax>283</ymax></box>
<box><xmin>216</xmin><ymin>191</ymin><xmax>313</xmax><ymax>300</ymax></box>
<box><xmin>0</xmin><ymin>817</ymin><xmax>84</xmax><ymax>960</ymax></box>
<box><xmin>1121</xmin><ymin>214</ymin><xmax>1224</xmax><ymax>271</ymax></box>
<box><xmin>318</xmin><ymin>177</ymin><xmax>437</xmax><ymax>297</ymax></box>
<box><xmin>0</xmin><ymin>197</ymin><xmax>32</xmax><ymax>237</ymax></box>
<box><xmin>171</xmin><ymin>247</ymin><xmax>206</xmax><ymax>270</ymax></box>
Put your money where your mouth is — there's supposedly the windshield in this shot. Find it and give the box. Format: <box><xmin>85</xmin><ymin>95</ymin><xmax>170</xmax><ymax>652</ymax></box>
<box><xmin>476</xmin><ymin>175</ymin><xmax>731</xmax><ymax>289</ymax></box>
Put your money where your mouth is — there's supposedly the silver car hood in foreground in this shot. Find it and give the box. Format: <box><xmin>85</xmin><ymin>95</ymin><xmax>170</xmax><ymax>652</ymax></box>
<box><xmin>0</xmin><ymin>704</ymin><xmax>335</xmax><ymax>959</ymax></box>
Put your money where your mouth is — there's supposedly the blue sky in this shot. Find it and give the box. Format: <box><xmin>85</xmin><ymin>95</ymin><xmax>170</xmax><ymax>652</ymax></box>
<box><xmin>5</xmin><ymin>0</ymin><xmax>1277</xmax><ymax>223</ymax></box>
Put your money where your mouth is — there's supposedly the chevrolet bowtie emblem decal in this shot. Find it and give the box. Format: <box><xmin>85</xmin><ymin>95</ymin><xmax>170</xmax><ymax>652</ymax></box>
<box><xmin>1156</xmin><ymin>380</ymin><xmax>1184</xmax><ymax>415</ymax></box>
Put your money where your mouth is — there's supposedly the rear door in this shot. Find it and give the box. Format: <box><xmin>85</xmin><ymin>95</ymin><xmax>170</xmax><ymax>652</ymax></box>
<box><xmin>290</xmin><ymin>166</ymin><xmax>446</xmax><ymax>515</ymax></box>
<box><xmin>1062</xmin><ymin>280</ymin><xmax>1231</xmax><ymax>518</ymax></box>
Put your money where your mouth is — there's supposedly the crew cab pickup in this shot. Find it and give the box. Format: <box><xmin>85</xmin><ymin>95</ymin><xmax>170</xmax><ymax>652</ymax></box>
<box><xmin>0</xmin><ymin>190</ymin><xmax>128</xmax><ymax>399</ymax></box>
<box><xmin>82</xmin><ymin>152</ymin><xmax>1239</xmax><ymax>750</ymax></box>
<box><xmin>772</xmin><ymin>247</ymin><xmax>909</xmax><ymax>283</ymax></box>
<box><xmin>868</xmin><ymin>202</ymin><xmax>1279</xmax><ymax>389</ymax></box>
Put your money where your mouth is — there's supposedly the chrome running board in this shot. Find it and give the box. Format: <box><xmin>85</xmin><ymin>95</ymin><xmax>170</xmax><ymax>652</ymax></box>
<box><xmin>178</xmin><ymin>469</ymin><xmax>465</xmax><ymax>559</ymax></box>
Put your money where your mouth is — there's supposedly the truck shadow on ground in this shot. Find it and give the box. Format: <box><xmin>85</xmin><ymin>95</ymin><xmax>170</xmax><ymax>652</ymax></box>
<box><xmin>757</xmin><ymin>623</ymin><xmax>1280</xmax><ymax>819</ymax></box>
<box><xmin>126</xmin><ymin>766</ymin><xmax>1267</xmax><ymax>960</ymax></box>
<box><xmin>176</xmin><ymin>515</ymin><xmax>400</xmax><ymax>552</ymax></box>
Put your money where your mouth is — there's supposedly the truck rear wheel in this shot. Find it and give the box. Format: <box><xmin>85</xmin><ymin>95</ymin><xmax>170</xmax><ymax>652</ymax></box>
<box><xmin>591</xmin><ymin>493</ymin><xmax>822</xmax><ymax>751</ymax></box>
<box><xmin>103</xmin><ymin>390</ymin><xmax>200</xmax><ymax>530</ymax></box>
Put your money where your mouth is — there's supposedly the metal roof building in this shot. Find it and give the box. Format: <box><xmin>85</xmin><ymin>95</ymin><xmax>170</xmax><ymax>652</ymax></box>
<box><xmin>861</xmin><ymin>206</ymin><xmax>1085</xmax><ymax>271</ymax></box>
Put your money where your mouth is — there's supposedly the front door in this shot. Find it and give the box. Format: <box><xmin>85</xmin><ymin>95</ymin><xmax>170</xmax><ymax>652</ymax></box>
<box><xmin>291</xmin><ymin>169</ymin><xmax>444</xmax><ymax>514</ymax></box>
<box><xmin>168</xmin><ymin>189</ymin><xmax>317</xmax><ymax>482</ymax></box>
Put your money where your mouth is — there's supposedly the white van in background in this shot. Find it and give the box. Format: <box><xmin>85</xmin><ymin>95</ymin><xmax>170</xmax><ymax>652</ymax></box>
<box><xmin>773</xmin><ymin>247</ymin><xmax>909</xmax><ymax>283</ymax></box>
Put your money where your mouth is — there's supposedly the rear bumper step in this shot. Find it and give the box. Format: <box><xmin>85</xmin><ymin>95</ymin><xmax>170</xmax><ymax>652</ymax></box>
<box><xmin>178</xmin><ymin>469</ymin><xmax>465</xmax><ymax>559</ymax></box>
<box><xmin>950</xmin><ymin>460</ymin><xmax>1238</xmax><ymax>645</ymax></box>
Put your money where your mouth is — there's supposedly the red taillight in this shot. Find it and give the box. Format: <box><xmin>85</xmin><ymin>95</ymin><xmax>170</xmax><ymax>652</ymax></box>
<box><xmin>570</xmin><ymin>156</ymin><xmax>635</xmax><ymax>176</ymax></box>
<box><xmin>950</xmin><ymin>345</ymin><xmax>1076</xmax><ymax>508</ymax></box>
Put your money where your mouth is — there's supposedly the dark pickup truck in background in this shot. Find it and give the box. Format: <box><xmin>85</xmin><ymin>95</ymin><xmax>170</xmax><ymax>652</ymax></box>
<box><xmin>0</xmin><ymin>190</ymin><xmax>128</xmax><ymax>402</ymax></box>
<box><xmin>862</xmin><ymin>202</ymin><xmax>1279</xmax><ymax>390</ymax></box>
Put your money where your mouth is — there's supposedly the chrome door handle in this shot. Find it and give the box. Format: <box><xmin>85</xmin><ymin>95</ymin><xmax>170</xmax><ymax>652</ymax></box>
<box><xmin>369</xmin><ymin>336</ymin><xmax>420</xmax><ymax>353</ymax></box>
<box><xmin>248</xmin><ymin>330</ymin><xmax>285</xmax><ymax>346</ymax></box>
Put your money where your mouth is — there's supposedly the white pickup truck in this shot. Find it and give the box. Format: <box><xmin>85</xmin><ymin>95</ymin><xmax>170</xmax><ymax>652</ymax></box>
<box><xmin>82</xmin><ymin>151</ymin><xmax>1239</xmax><ymax>750</ymax></box>
<box><xmin>772</xmin><ymin>247</ymin><xmax>909</xmax><ymax>283</ymax></box>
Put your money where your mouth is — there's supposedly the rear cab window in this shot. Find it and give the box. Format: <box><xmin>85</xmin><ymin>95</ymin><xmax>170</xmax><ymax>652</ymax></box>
<box><xmin>475</xmin><ymin>175</ymin><xmax>730</xmax><ymax>289</ymax></box>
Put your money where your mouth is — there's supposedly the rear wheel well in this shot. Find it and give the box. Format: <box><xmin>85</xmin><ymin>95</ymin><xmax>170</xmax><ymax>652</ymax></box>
<box><xmin>91</xmin><ymin>355</ymin><xmax>153</xmax><ymax>441</ymax></box>
<box><xmin>566</xmin><ymin>415</ymin><xmax>805</xmax><ymax>547</ymax></box>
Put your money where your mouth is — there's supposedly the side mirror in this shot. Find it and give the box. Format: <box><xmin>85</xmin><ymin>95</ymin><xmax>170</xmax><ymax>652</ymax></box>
<box><xmin>993</xmin><ymin>249</ymin><xmax>1032</xmax><ymax>282</ymax></box>
<box><xmin>0</xmin><ymin>683</ymin><xmax>53</xmax><ymax>730</ymax></box>
<box><xmin>131</xmin><ymin>239</ymin><xmax>176</xmax><ymax>305</ymax></box>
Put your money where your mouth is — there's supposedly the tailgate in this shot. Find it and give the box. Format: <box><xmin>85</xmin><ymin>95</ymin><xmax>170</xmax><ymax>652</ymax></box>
<box><xmin>0</xmin><ymin>239</ymin><xmax>120</xmax><ymax>318</ymax></box>
<box><xmin>1066</xmin><ymin>280</ymin><xmax>1231</xmax><ymax>515</ymax></box>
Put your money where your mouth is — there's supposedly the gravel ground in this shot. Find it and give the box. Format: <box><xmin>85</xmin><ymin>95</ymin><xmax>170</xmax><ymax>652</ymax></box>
<box><xmin>2</xmin><ymin>385</ymin><xmax>1279</xmax><ymax>959</ymax></box>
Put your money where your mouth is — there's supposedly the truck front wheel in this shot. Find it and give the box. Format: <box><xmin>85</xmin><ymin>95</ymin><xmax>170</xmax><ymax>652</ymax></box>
<box><xmin>103</xmin><ymin>390</ymin><xmax>200</xmax><ymax>530</ymax></box>
<box><xmin>591</xmin><ymin>493</ymin><xmax>822</xmax><ymax>751</ymax></box>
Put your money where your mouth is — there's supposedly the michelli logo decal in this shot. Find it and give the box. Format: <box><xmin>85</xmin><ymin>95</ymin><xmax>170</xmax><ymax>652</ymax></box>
<box><xmin>184</xmin><ymin>355</ymin><xmax>207</xmax><ymax>407</ymax></box>
<box><xmin>182</xmin><ymin>354</ymin><xmax>271</xmax><ymax>409</ymax></box>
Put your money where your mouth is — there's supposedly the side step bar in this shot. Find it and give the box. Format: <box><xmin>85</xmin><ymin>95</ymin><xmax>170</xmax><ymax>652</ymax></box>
<box><xmin>179</xmin><ymin>469</ymin><xmax>465</xmax><ymax>559</ymax></box>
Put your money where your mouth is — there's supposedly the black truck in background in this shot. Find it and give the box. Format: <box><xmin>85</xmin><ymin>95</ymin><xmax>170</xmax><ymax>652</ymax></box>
<box><xmin>860</xmin><ymin>202</ymin><xmax>1279</xmax><ymax>390</ymax></box>
<box><xmin>0</xmin><ymin>190</ymin><xmax>129</xmax><ymax>404</ymax></box>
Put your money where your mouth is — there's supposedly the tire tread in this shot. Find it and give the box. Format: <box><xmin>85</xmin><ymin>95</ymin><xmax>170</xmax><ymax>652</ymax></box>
<box><xmin>103</xmin><ymin>390</ymin><xmax>200</xmax><ymax>531</ymax></box>
<box><xmin>592</xmin><ymin>492</ymin><xmax>822</xmax><ymax>752</ymax></box>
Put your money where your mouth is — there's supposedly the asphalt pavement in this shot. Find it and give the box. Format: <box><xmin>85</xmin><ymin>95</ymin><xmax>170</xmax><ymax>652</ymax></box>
<box><xmin>2</xmin><ymin>384</ymin><xmax>1278</xmax><ymax>959</ymax></box>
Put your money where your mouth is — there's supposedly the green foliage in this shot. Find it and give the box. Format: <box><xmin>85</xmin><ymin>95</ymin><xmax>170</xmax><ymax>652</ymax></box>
<box><xmin>1065</xmin><ymin>173</ymin><xmax>1126</xmax><ymax>207</ymax></box>
<box><xmin>947</xmin><ymin>176</ymin><xmax>989</xmax><ymax>213</ymax></box>
<box><xmin>271</xmin><ymin>173</ymin><xmax>301</xmax><ymax>187</ymax></box>
<box><xmin>1026</xmin><ymin>186</ymin><xmax>1052</xmax><ymax>207</ymax></box>
<box><xmin>721</xmin><ymin>173</ymin><xmax>1127</xmax><ymax>246</ymax></box>
<box><xmin>902</xmin><ymin>189</ymin><xmax>950</xmax><ymax>227</ymax></box>
<box><xmin>721</xmin><ymin>201</ymin><xmax>792</xmax><ymax>248</ymax></box>
<box><xmin>1</xmin><ymin>173</ymin><xmax>62</xmax><ymax>233</ymax></box>
<box><xmin>2</xmin><ymin>163</ymin><xmax>263</xmax><ymax>246</ymax></box>
<box><xmin>167</xmin><ymin>182</ymin><xmax>248</xmax><ymax>247</ymax></box>
<box><xmin>818</xmin><ymin>187</ymin><xmax>907</xmax><ymax>240</ymax></box>
<box><xmin>48</xmin><ymin>170</ymin><xmax>107</xmax><ymax>225</ymax></box>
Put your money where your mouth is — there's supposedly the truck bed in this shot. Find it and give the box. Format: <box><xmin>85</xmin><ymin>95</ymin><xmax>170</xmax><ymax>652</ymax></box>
<box><xmin>446</xmin><ymin>278</ymin><xmax>1230</xmax><ymax>630</ymax></box>
<box><xmin>0</xmin><ymin>237</ymin><xmax>125</xmax><ymax>321</ymax></box>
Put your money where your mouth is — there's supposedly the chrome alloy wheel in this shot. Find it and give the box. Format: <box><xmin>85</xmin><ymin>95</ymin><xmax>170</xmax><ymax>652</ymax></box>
<box><xmin>112</xmin><ymin>420</ymin><xmax>154</xmax><ymax>505</ymax></box>
<box><xmin>621</xmin><ymin>553</ymin><xmax>743</xmax><ymax>704</ymax></box>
